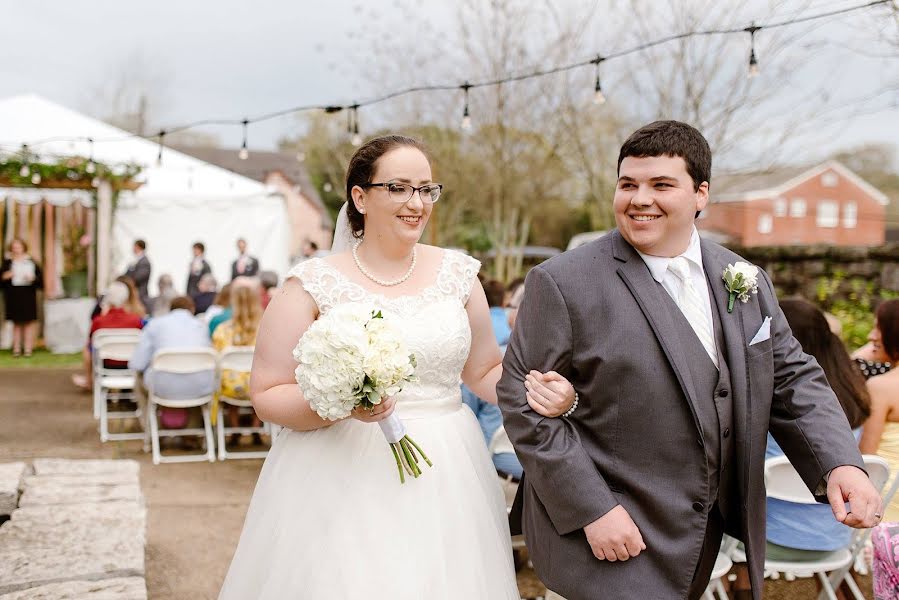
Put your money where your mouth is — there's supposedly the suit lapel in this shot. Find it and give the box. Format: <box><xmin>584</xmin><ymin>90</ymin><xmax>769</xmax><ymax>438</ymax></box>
<box><xmin>612</xmin><ymin>232</ymin><xmax>703</xmax><ymax>435</ymax></box>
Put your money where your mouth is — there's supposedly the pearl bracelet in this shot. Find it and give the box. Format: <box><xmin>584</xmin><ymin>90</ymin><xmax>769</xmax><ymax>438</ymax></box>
<box><xmin>562</xmin><ymin>392</ymin><xmax>579</xmax><ymax>418</ymax></box>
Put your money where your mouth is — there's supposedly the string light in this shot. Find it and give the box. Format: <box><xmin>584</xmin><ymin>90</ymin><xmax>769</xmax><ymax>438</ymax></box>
<box><xmin>85</xmin><ymin>137</ymin><xmax>96</xmax><ymax>173</ymax></box>
<box><xmin>296</xmin><ymin>151</ymin><xmax>306</xmax><ymax>163</ymax></box>
<box><xmin>18</xmin><ymin>144</ymin><xmax>29</xmax><ymax>177</ymax></box>
<box><xmin>460</xmin><ymin>82</ymin><xmax>472</xmax><ymax>132</ymax></box>
<box><xmin>350</xmin><ymin>105</ymin><xmax>362</xmax><ymax>147</ymax></box>
<box><xmin>1</xmin><ymin>0</ymin><xmax>885</xmax><ymax>149</ymax></box>
<box><xmin>746</xmin><ymin>25</ymin><xmax>761</xmax><ymax>78</ymax></box>
<box><xmin>592</xmin><ymin>56</ymin><xmax>606</xmax><ymax>105</ymax></box>
<box><xmin>156</xmin><ymin>130</ymin><xmax>166</xmax><ymax>167</ymax></box>
<box><xmin>30</xmin><ymin>172</ymin><xmax>41</xmax><ymax>185</ymax></box>
<box><xmin>239</xmin><ymin>119</ymin><xmax>249</xmax><ymax>160</ymax></box>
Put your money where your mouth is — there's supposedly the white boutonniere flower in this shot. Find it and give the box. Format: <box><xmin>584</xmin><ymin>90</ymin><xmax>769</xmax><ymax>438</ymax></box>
<box><xmin>722</xmin><ymin>261</ymin><xmax>759</xmax><ymax>313</ymax></box>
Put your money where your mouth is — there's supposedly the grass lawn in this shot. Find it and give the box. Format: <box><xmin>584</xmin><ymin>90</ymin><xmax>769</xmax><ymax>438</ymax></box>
<box><xmin>0</xmin><ymin>348</ymin><xmax>81</xmax><ymax>369</ymax></box>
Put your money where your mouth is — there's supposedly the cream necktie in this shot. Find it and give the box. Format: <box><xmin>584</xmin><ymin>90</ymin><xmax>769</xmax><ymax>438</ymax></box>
<box><xmin>668</xmin><ymin>256</ymin><xmax>718</xmax><ymax>368</ymax></box>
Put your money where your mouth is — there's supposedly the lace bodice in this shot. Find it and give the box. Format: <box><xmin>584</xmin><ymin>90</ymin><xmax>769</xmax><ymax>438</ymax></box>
<box><xmin>288</xmin><ymin>250</ymin><xmax>481</xmax><ymax>416</ymax></box>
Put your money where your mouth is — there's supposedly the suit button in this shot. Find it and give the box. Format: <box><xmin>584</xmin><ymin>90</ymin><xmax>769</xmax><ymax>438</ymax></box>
<box><xmin>723</xmin><ymin>428</ymin><xmax>731</xmax><ymax>438</ymax></box>
<box><xmin>692</xmin><ymin>502</ymin><xmax>705</xmax><ymax>513</ymax></box>
<box><xmin>717</xmin><ymin>389</ymin><xmax>729</xmax><ymax>398</ymax></box>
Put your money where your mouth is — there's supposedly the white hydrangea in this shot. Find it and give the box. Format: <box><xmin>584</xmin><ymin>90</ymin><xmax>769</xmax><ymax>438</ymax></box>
<box><xmin>293</xmin><ymin>302</ymin><xmax>416</xmax><ymax>421</ymax></box>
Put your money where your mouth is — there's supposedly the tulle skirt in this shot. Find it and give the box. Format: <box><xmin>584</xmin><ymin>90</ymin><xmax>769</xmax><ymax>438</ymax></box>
<box><xmin>219</xmin><ymin>401</ymin><xmax>519</xmax><ymax>599</ymax></box>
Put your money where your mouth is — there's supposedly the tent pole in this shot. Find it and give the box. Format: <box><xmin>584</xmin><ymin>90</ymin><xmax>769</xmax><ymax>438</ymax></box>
<box><xmin>96</xmin><ymin>181</ymin><xmax>113</xmax><ymax>294</ymax></box>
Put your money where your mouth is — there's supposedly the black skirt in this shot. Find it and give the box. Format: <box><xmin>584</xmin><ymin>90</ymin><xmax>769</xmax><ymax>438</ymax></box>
<box><xmin>3</xmin><ymin>285</ymin><xmax>39</xmax><ymax>323</ymax></box>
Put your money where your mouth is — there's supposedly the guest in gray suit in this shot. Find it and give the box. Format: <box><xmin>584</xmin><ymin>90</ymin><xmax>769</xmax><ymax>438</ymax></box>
<box><xmin>497</xmin><ymin>120</ymin><xmax>882</xmax><ymax>600</ymax></box>
<box><xmin>124</xmin><ymin>239</ymin><xmax>151</xmax><ymax>312</ymax></box>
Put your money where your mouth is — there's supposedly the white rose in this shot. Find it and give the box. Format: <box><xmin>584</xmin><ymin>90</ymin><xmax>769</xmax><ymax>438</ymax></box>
<box><xmin>731</xmin><ymin>261</ymin><xmax>759</xmax><ymax>288</ymax></box>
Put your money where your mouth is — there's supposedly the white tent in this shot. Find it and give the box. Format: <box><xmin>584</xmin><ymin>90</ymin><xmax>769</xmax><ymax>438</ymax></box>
<box><xmin>0</xmin><ymin>94</ymin><xmax>290</xmax><ymax>296</ymax></box>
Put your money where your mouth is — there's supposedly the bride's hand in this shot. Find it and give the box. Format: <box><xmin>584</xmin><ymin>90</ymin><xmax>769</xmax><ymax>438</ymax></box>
<box><xmin>525</xmin><ymin>370</ymin><xmax>576</xmax><ymax>418</ymax></box>
<box><xmin>351</xmin><ymin>396</ymin><xmax>397</xmax><ymax>423</ymax></box>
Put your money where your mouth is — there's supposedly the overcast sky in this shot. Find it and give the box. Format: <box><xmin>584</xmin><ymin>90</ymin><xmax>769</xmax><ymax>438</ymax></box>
<box><xmin>2</xmin><ymin>0</ymin><xmax>897</xmax><ymax>168</ymax></box>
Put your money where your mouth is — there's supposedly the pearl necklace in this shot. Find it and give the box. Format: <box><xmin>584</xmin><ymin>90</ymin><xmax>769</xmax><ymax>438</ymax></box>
<box><xmin>352</xmin><ymin>240</ymin><xmax>417</xmax><ymax>287</ymax></box>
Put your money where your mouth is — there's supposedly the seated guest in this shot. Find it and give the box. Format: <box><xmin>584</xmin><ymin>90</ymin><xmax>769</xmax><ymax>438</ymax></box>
<box><xmin>462</xmin><ymin>280</ymin><xmax>520</xmax><ymax>481</ymax></box>
<box><xmin>209</xmin><ymin>276</ymin><xmax>258</xmax><ymax>336</ymax></box>
<box><xmin>72</xmin><ymin>282</ymin><xmax>143</xmax><ymax>390</ymax></box>
<box><xmin>854</xmin><ymin>309</ymin><xmax>893</xmax><ymax>379</ymax></box>
<box><xmin>212</xmin><ymin>287</ymin><xmax>264</xmax><ymax>445</ymax></box>
<box><xmin>150</xmin><ymin>273</ymin><xmax>178</xmax><ymax>318</ymax></box>
<box><xmin>129</xmin><ymin>296</ymin><xmax>214</xmax><ymax>428</ymax></box>
<box><xmin>765</xmin><ymin>299</ymin><xmax>871</xmax><ymax>559</ymax></box>
<box><xmin>860</xmin><ymin>299</ymin><xmax>899</xmax><ymax>522</ymax></box>
<box><xmin>259</xmin><ymin>271</ymin><xmax>279</xmax><ymax>310</ymax></box>
<box><xmin>192</xmin><ymin>274</ymin><xmax>218</xmax><ymax>315</ymax></box>
<box><xmin>90</xmin><ymin>275</ymin><xmax>147</xmax><ymax>321</ymax></box>
<box><xmin>203</xmin><ymin>283</ymin><xmax>231</xmax><ymax>325</ymax></box>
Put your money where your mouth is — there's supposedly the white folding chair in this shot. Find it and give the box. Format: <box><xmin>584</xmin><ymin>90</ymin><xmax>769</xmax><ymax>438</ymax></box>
<box><xmin>91</xmin><ymin>328</ymin><xmax>142</xmax><ymax>419</ymax></box>
<box><xmin>216</xmin><ymin>347</ymin><xmax>269</xmax><ymax>461</ymax></box>
<box><xmin>730</xmin><ymin>455</ymin><xmax>890</xmax><ymax>600</ymax></box>
<box><xmin>820</xmin><ymin>455</ymin><xmax>896</xmax><ymax>600</ymax></box>
<box><xmin>147</xmin><ymin>347</ymin><xmax>218</xmax><ymax>464</ymax></box>
<box><xmin>703</xmin><ymin>551</ymin><xmax>733</xmax><ymax>600</ymax></box>
<box><xmin>95</xmin><ymin>339</ymin><xmax>143</xmax><ymax>443</ymax></box>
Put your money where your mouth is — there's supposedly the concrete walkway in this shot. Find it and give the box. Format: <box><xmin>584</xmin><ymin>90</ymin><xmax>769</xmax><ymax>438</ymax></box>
<box><xmin>0</xmin><ymin>368</ymin><xmax>873</xmax><ymax>599</ymax></box>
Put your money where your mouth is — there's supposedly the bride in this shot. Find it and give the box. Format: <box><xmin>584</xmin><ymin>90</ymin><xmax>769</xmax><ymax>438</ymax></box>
<box><xmin>219</xmin><ymin>135</ymin><xmax>575</xmax><ymax>599</ymax></box>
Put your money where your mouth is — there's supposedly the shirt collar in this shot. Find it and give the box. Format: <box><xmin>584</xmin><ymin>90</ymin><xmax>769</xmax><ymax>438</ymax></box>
<box><xmin>635</xmin><ymin>228</ymin><xmax>704</xmax><ymax>284</ymax></box>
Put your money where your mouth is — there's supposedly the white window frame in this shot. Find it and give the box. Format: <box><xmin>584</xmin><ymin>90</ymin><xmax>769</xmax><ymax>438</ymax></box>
<box><xmin>816</xmin><ymin>200</ymin><xmax>839</xmax><ymax>228</ymax></box>
<box><xmin>790</xmin><ymin>198</ymin><xmax>806</xmax><ymax>218</ymax></box>
<box><xmin>843</xmin><ymin>201</ymin><xmax>857</xmax><ymax>229</ymax></box>
<box><xmin>773</xmin><ymin>197</ymin><xmax>787</xmax><ymax>217</ymax></box>
<box><xmin>757</xmin><ymin>214</ymin><xmax>773</xmax><ymax>234</ymax></box>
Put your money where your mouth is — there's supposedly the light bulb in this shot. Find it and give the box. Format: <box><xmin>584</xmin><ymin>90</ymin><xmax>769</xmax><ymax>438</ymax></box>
<box><xmin>31</xmin><ymin>172</ymin><xmax>41</xmax><ymax>185</ymax></box>
<box><xmin>748</xmin><ymin>51</ymin><xmax>760</xmax><ymax>78</ymax></box>
<box><xmin>86</xmin><ymin>161</ymin><xmax>96</xmax><ymax>174</ymax></box>
<box><xmin>594</xmin><ymin>89</ymin><xmax>606</xmax><ymax>105</ymax></box>
<box><xmin>323</xmin><ymin>182</ymin><xmax>333</xmax><ymax>193</ymax></box>
<box><xmin>19</xmin><ymin>165</ymin><xmax>30</xmax><ymax>177</ymax></box>
<box><xmin>239</xmin><ymin>147</ymin><xmax>249</xmax><ymax>160</ymax></box>
<box><xmin>461</xmin><ymin>113</ymin><xmax>472</xmax><ymax>131</ymax></box>
<box><xmin>351</xmin><ymin>133</ymin><xmax>362</xmax><ymax>147</ymax></box>
<box><xmin>296</xmin><ymin>151</ymin><xmax>306</xmax><ymax>163</ymax></box>
<box><xmin>92</xmin><ymin>177</ymin><xmax>100</xmax><ymax>188</ymax></box>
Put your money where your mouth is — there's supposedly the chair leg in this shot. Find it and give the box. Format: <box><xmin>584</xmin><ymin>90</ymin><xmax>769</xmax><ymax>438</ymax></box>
<box><xmin>202</xmin><ymin>405</ymin><xmax>215</xmax><ymax>463</ymax></box>
<box><xmin>99</xmin><ymin>388</ymin><xmax>109</xmax><ymax>443</ymax></box>
<box><xmin>216</xmin><ymin>404</ymin><xmax>226</xmax><ymax>461</ymax></box>
<box><xmin>816</xmin><ymin>572</ymin><xmax>838</xmax><ymax>600</ymax></box>
<box><xmin>702</xmin><ymin>589</ymin><xmax>715</xmax><ymax>600</ymax></box>
<box><xmin>842</xmin><ymin>572</ymin><xmax>865</xmax><ymax>600</ymax></box>
<box><xmin>149</xmin><ymin>402</ymin><xmax>161</xmax><ymax>465</ymax></box>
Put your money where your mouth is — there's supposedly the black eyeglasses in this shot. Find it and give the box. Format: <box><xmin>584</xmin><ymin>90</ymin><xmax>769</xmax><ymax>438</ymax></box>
<box><xmin>361</xmin><ymin>182</ymin><xmax>443</xmax><ymax>204</ymax></box>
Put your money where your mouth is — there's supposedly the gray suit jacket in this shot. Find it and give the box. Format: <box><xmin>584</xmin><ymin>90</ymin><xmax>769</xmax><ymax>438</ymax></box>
<box><xmin>497</xmin><ymin>230</ymin><xmax>864</xmax><ymax>600</ymax></box>
<box><xmin>124</xmin><ymin>255</ymin><xmax>151</xmax><ymax>312</ymax></box>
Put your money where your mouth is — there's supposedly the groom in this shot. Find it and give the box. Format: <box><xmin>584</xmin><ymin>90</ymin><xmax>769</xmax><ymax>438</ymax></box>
<box><xmin>497</xmin><ymin>120</ymin><xmax>882</xmax><ymax>599</ymax></box>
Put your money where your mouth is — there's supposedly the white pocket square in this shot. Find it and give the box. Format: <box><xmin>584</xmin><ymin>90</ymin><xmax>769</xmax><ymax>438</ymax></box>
<box><xmin>749</xmin><ymin>316</ymin><xmax>772</xmax><ymax>346</ymax></box>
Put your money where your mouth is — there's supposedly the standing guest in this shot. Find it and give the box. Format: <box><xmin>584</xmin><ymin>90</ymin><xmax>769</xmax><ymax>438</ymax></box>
<box><xmin>186</xmin><ymin>242</ymin><xmax>212</xmax><ymax>297</ymax></box>
<box><xmin>258</xmin><ymin>271</ymin><xmax>279</xmax><ymax>310</ymax></box>
<box><xmin>212</xmin><ymin>286</ymin><xmax>265</xmax><ymax>446</ymax></box>
<box><xmin>72</xmin><ymin>282</ymin><xmax>143</xmax><ymax>390</ymax></box>
<box><xmin>128</xmin><ymin>296</ymin><xmax>214</xmax><ymax>430</ymax></box>
<box><xmin>150</xmin><ymin>274</ymin><xmax>178</xmax><ymax>318</ymax></box>
<box><xmin>230</xmin><ymin>238</ymin><xmax>259</xmax><ymax>280</ymax></box>
<box><xmin>0</xmin><ymin>238</ymin><xmax>43</xmax><ymax>357</ymax></box>
<box><xmin>860</xmin><ymin>299</ymin><xmax>899</xmax><ymax>522</ymax></box>
<box><xmin>124</xmin><ymin>239</ymin><xmax>152</xmax><ymax>312</ymax></box>
<box><xmin>192</xmin><ymin>274</ymin><xmax>218</xmax><ymax>315</ymax></box>
<box><xmin>483</xmin><ymin>279</ymin><xmax>512</xmax><ymax>346</ymax></box>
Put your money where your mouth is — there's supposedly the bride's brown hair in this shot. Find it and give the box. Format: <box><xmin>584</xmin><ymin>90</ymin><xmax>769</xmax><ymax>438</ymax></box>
<box><xmin>344</xmin><ymin>135</ymin><xmax>429</xmax><ymax>239</ymax></box>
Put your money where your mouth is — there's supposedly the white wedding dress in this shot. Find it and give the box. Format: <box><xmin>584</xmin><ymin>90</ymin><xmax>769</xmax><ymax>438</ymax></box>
<box><xmin>219</xmin><ymin>250</ymin><xmax>519</xmax><ymax>599</ymax></box>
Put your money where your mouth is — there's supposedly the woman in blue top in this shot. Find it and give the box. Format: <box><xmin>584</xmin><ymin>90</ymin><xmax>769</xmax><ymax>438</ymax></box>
<box><xmin>766</xmin><ymin>298</ymin><xmax>871</xmax><ymax>560</ymax></box>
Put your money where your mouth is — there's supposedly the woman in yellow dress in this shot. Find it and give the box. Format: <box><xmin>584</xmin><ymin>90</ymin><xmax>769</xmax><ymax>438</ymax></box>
<box><xmin>860</xmin><ymin>299</ymin><xmax>899</xmax><ymax>521</ymax></box>
<box><xmin>212</xmin><ymin>286</ymin><xmax>264</xmax><ymax>445</ymax></box>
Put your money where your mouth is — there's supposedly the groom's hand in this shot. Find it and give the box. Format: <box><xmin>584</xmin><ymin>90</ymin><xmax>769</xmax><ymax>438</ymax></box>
<box><xmin>584</xmin><ymin>505</ymin><xmax>646</xmax><ymax>562</ymax></box>
<box><xmin>826</xmin><ymin>465</ymin><xmax>883</xmax><ymax>528</ymax></box>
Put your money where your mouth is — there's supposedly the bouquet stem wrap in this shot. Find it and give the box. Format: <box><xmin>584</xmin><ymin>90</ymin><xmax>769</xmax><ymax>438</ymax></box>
<box><xmin>379</xmin><ymin>415</ymin><xmax>432</xmax><ymax>483</ymax></box>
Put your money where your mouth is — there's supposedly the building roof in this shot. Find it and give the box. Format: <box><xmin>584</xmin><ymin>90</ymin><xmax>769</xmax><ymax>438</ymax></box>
<box><xmin>171</xmin><ymin>145</ymin><xmax>330</xmax><ymax>221</ymax></box>
<box><xmin>712</xmin><ymin>160</ymin><xmax>889</xmax><ymax>206</ymax></box>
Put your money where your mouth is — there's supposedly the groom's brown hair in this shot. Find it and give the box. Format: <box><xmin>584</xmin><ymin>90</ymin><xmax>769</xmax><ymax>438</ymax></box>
<box><xmin>617</xmin><ymin>120</ymin><xmax>712</xmax><ymax>192</ymax></box>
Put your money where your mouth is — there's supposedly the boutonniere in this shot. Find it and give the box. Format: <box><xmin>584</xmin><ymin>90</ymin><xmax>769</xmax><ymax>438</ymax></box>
<box><xmin>722</xmin><ymin>262</ymin><xmax>759</xmax><ymax>313</ymax></box>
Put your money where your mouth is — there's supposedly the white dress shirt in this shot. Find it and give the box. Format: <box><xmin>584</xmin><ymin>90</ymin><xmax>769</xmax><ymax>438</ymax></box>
<box><xmin>635</xmin><ymin>228</ymin><xmax>718</xmax><ymax>362</ymax></box>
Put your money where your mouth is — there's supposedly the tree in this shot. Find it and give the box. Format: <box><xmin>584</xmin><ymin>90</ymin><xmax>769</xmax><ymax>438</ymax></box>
<box><xmin>84</xmin><ymin>52</ymin><xmax>172</xmax><ymax>136</ymax></box>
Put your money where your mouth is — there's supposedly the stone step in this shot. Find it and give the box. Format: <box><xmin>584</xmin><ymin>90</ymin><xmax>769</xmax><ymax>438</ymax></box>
<box><xmin>0</xmin><ymin>544</ymin><xmax>144</xmax><ymax>595</ymax></box>
<box><xmin>7</xmin><ymin>503</ymin><xmax>145</xmax><ymax>526</ymax></box>
<box><xmin>19</xmin><ymin>484</ymin><xmax>142</xmax><ymax>507</ymax></box>
<box><xmin>0</xmin><ymin>577</ymin><xmax>146</xmax><ymax>599</ymax></box>
<box><xmin>21</xmin><ymin>473</ymin><xmax>140</xmax><ymax>490</ymax></box>
<box><xmin>31</xmin><ymin>460</ymin><xmax>140</xmax><ymax>478</ymax></box>
<box><xmin>0</xmin><ymin>463</ymin><xmax>27</xmax><ymax>517</ymax></box>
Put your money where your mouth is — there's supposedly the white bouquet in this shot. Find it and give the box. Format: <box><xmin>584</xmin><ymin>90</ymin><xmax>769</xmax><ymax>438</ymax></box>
<box><xmin>293</xmin><ymin>302</ymin><xmax>431</xmax><ymax>483</ymax></box>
